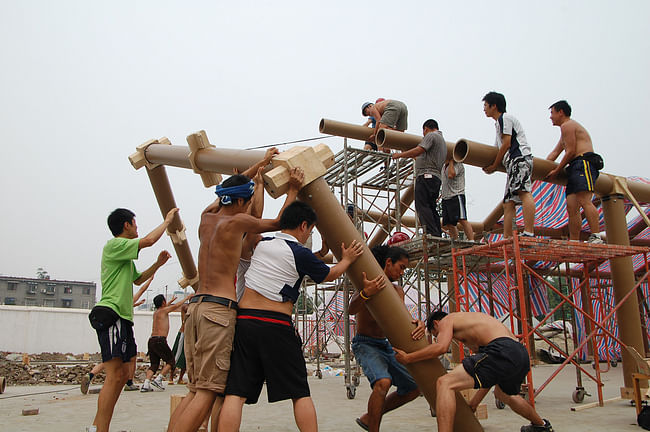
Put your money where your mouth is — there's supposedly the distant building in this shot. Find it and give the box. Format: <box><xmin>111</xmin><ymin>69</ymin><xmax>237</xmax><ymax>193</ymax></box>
<box><xmin>0</xmin><ymin>276</ymin><xmax>96</xmax><ymax>309</ymax></box>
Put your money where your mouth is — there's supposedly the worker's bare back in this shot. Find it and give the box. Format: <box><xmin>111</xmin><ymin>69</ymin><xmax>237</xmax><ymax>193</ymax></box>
<box><xmin>561</xmin><ymin>119</ymin><xmax>594</xmax><ymax>156</ymax></box>
<box><xmin>197</xmin><ymin>211</ymin><xmax>245</xmax><ymax>301</ymax></box>
<box><xmin>151</xmin><ymin>307</ymin><xmax>172</xmax><ymax>338</ymax></box>
<box><xmin>448</xmin><ymin>312</ymin><xmax>517</xmax><ymax>351</ymax></box>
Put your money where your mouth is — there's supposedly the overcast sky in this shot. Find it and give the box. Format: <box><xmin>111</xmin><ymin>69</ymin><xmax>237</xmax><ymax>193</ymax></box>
<box><xmin>1</xmin><ymin>1</ymin><xmax>648</xmax><ymax>299</ymax></box>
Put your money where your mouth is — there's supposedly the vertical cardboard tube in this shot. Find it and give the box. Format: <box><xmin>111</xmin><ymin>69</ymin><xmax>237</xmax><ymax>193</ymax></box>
<box><xmin>299</xmin><ymin>177</ymin><xmax>483</xmax><ymax>432</ymax></box>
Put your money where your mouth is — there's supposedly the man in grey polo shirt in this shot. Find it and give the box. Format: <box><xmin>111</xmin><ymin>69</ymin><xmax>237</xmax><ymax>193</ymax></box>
<box><xmin>392</xmin><ymin>119</ymin><xmax>446</xmax><ymax>237</ymax></box>
<box><xmin>441</xmin><ymin>158</ymin><xmax>474</xmax><ymax>241</ymax></box>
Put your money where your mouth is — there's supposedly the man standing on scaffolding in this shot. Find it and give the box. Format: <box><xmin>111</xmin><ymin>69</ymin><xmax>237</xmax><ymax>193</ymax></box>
<box><xmin>350</xmin><ymin>245</ymin><xmax>425</xmax><ymax>432</ymax></box>
<box><xmin>392</xmin><ymin>119</ymin><xmax>446</xmax><ymax>237</ymax></box>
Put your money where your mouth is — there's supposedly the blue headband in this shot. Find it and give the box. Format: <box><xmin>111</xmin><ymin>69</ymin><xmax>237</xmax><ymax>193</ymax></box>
<box><xmin>215</xmin><ymin>181</ymin><xmax>255</xmax><ymax>205</ymax></box>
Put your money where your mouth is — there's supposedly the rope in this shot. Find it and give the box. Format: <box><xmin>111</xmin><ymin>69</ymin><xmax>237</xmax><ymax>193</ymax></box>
<box><xmin>245</xmin><ymin>135</ymin><xmax>335</xmax><ymax>150</ymax></box>
<box><xmin>0</xmin><ymin>385</ymin><xmax>78</xmax><ymax>399</ymax></box>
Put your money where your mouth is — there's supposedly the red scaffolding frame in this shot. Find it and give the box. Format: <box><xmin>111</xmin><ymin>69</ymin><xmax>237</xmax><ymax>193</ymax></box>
<box><xmin>452</xmin><ymin>235</ymin><xmax>650</xmax><ymax>407</ymax></box>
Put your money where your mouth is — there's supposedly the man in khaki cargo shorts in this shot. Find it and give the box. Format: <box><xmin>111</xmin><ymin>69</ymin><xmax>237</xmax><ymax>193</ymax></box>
<box><xmin>167</xmin><ymin>150</ymin><xmax>303</xmax><ymax>432</ymax></box>
<box><xmin>362</xmin><ymin>99</ymin><xmax>408</xmax><ymax>140</ymax></box>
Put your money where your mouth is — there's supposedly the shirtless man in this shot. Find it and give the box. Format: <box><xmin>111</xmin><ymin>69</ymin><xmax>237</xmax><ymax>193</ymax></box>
<box><xmin>393</xmin><ymin>311</ymin><xmax>553</xmax><ymax>432</ymax></box>
<box><xmin>361</xmin><ymin>99</ymin><xmax>409</xmax><ymax>140</ymax></box>
<box><xmin>349</xmin><ymin>245</ymin><xmax>424</xmax><ymax>432</ymax></box>
<box><xmin>545</xmin><ymin>100</ymin><xmax>604</xmax><ymax>243</ymax></box>
<box><xmin>218</xmin><ymin>201</ymin><xmax>364</xmax><ymax>432</ymax></box>
<box><xmin>141</xmin><ymin>292</ymin><xmax>194</xmax><ymax>392</ymax></box>
<box><xmin>168</xmin><ymin>162</ymin><xmax>304</xmax><ymax>432</ymax></box>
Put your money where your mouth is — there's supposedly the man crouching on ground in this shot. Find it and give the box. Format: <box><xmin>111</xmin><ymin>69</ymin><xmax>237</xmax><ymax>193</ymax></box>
<box><xmin>168</xmin><ymin>165</ymin><xmax>303</xmax><ymax>432</ymax></box>
<box><xmin>218</xmin><ymin>201</ymin><xmax>364</xmax><ymax>432</ymax></box>
<box><xmin>393</xmin><ymin>311</ymin><xmax>553</xmax><ymax>432</ymax></box>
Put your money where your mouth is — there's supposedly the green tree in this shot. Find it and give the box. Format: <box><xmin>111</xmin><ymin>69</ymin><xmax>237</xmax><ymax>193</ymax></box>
<box><xmin>36</xmin><ymin>267</ymin><xmax>50</xmax><ymax>280</ymax></box>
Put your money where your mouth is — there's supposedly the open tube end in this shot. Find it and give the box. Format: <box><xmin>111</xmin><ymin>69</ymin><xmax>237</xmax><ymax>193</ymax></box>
<box><xmin>454</xmin><ymin>139</ymin><xmax>469</xmax><ymax>162</ymax></box>
<box><xmin>319</xmin><ymin>118</ymin><xmax>326</xmax><ymax>133</ymax></box>
<box><xmin>376</xmin><ymin>128</ymin><xmax>387</xmax><ymax>146</ymax></box>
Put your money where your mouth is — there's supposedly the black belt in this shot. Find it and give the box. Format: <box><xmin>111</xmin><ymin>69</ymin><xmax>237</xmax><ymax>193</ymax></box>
<box><xmin>189</xmin><ymin>294</ymin><xmax>238</xmax><ymax>310</ymax></box>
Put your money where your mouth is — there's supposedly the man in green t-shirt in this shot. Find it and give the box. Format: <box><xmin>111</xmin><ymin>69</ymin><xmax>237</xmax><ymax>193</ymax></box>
<box><xmin>89</xmin><ymin>207</ymin><xmax>178</xmax><ymax>432</ymax></box>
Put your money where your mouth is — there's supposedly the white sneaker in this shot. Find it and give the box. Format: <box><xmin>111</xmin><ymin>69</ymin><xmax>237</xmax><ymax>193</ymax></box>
<box><xmin>140</xmin><ymin>385</ymin><xmax>153</xmax><ymax>392</ymax></box>
<box><xmin>151</xmin><ymin>377</ymin><xmax>165</xmax><ymax>391</ymax></box>
<box><xmin>587</xmin><ymin>234</ymin><xmax>605</xmax><ymax>244</ymax></box>
<box><xmin>85</xmin><ymin>427</ymin><xmax>97</xmax><ymax>432</ymax></box>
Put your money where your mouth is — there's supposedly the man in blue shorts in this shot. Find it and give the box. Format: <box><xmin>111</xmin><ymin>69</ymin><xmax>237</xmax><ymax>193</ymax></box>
<box><xmin>545</xmin><ymin>100</ymin><xmax>604</xmax><ymax>243</ymax></box>
<box><xmin>218</xmin><ymin>201</ymin><xmax>364</xmax><ymax>432</ymax></box>
<box><xmin>349</xmin><ymin>245</ymin><xmax>424</xmax><ymax>432</ymax></box>
<box><xmin>87</xmin><ymin>207</ymin><xmax>177</xmax><ymax>432</ymax></box>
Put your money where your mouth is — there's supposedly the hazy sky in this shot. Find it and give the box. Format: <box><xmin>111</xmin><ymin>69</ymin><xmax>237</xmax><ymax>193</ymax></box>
<box><xmin>1</xmin><ymin>1</ymin><xmax>648</xmax><ymax>299</ymax></box>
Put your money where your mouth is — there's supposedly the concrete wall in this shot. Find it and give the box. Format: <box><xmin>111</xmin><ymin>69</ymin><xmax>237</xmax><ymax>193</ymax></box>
<box><xmin>0</xmin><ymin>306</ymin><xmax>181</xmax><ymax>354</ymax></box>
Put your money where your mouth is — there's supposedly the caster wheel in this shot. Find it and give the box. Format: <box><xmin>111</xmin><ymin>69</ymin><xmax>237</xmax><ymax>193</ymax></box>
<box><xmin>352</xmin><ymin>375</ymin><xmax>360</xmax><ymax>387</ymax></box>
<box><xmin>316</xmin><ymin>370</ymin><xmax>322</xmax><ymax>379</ymax></box>
<box><xmin>611</xmin><ymin>360</ymin><xmax>618</xmax><ymax>367</ymax></box>
<box><xmin>347</xmin><ymin>386</ymin><xmax>356</xmax><ymax>400</ymax></box>
<box><xmin>495</xmin><ymin>398</ymin><xmax>505</xmax><ymax>409</ymax></box>
<box><xmin>572</xmin><ymin>389</ymin><xmax>585</xmax><ymax>403</ymax></box>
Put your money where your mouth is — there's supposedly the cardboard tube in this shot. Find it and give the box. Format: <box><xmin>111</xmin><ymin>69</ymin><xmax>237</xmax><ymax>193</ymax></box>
<box><xmin>143</xmin><ymin>144</ymin><xmax>265</xmax><ymax>175</ymax></box>
<box><xmin>368</xmin><ymin>185</ymin><xmax>415</xmax><ymax>248</ymax></box>
<box><xmin>146</xmin><ymin>165</ymin><xmax>199</xmax><ymax>291</ymax></box>
<box><xmin>299</xmin><ymin>177</ymin><xmax>483</xmax><ymax>432</ymax></box>
<box><xmin>601</xmin><ymin>194</ymin><xmax>648</xmax><ymax>390</ymax></box>
<box><xmin>364</xmin><ymin>210</ymin><xmax>482</xmax><ymax>236</ymax></box>
<box><xmin>453</xmin><ymin>139</ymin><xmax>649</xmax><ymax>202</ymax></box>
<box><xmin>319</xmin><ymin>119</ymin><xmax>374</xmax><ymax>142</ymax></box>
<box><xmin>377</xmin><ymin>129</ymin><xmax>456</xmax><ymax>158</ymax></box>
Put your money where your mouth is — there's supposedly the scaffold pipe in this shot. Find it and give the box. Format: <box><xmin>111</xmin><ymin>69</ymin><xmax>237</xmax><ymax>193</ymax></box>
<box><xmin>368</xmin><ymin>185</ymin><xmax>415</xmax><ymax>248</ymax></box>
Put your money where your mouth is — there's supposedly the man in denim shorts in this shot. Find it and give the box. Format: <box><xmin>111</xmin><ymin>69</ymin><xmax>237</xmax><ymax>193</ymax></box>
<box><xmin>349</xmin><ymin>245</ymin><xmax>424</xmax><ymax>432</ymax></box>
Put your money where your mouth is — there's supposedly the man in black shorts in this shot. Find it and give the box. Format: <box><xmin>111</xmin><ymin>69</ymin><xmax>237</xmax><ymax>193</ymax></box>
<box><xmin>141</xmin><ymin>292</ymin><xmax>193</xmax><ymax>392</ymax></box>
<box><xmin>441</xmin><ymin>158</ymin><xmax>474</xmax><ymax>241</ymax></box>
<box><xmin>218</xmin><ymin>201</ymin><xmax>364</xmax><ymax>432</ymax></box>
<box><xmin>393</xmin><ymin>311</ymin><xmax>553</xmax><ymax>432</ymax></box>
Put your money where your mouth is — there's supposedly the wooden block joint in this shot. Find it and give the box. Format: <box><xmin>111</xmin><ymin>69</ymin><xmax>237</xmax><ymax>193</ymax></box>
<box><xmin>187</xmin><ymin>130</ymin><xmax>222</xmax><ymax>188</ymax></box>
<box><xmin>129</xmin><ymin>138</ymin><xmax>170</xmax><ymax>170</ymax></box>
<box><xmin>263</xmin><ymin>144</ymin><xmax>334</xmax><ymax>198</ymax></box>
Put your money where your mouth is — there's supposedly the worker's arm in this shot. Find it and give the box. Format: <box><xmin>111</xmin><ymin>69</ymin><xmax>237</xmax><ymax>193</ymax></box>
<box><xmin>322</xmin><ymin>240</ymin><xmax>364</xmax><ymax>282</ymax></box>
<box><xmin>392</xmin><ymin>145</ymin><xmax>425</xmax><ymax>159</ymax></box>
<box><xmin>166</xmin><ymin>293</ymin><xmax>195</xmax><ymax>312</ymax></box>
<box><xmin>133</xmin><ymin>275</ymin><xmax>154</xmax><ymax>304</ymax></box>
<box><xmin>241</xmin><ymin>147</ymin><xmax>278</xmax><ymax>179</ymax></box>
<box><xmin>446</xmin><ymin>160</ymin><xmax>456</xmax><ymax>178</ymax></box>
<box><xmin>134</xmin><ymin>250</ymin><xmax>170</xmax><ymax>285</ymax></box>
<box><xmin>348</xmin><ymin>272</ymin><xmax>386</xmax><ymax>314</ymax></box>
<box><xmin>139</xmin><ymin>208</ymin><xmax>178</xmax><ymax>249</ymax></box>
<box><xmin>546</xmin><ymin>123</ymin><xmax>577</xmax><ymax>180</ymax></box>
<box><xmin>393</xmin><ymin>317</ymin><xmax>453</xmax><ymax>364</ymax></box>
<box><xmin>483</xmin><ymin>135</ymin><xmax>510</xmax><ymax>174</ymax></box>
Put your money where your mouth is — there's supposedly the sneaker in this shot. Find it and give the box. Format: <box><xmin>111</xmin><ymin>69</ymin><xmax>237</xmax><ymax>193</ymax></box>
<box><xmin>521</xmin><ymin>419</ymin><xmax>553</xmax><ymax>432</ymax></box>
<box><xmin>520</xmin><ymin>232</ymin><xmax>535</xmax><ymax>238</ymax></box>
<box><xmin>80</xmin><ymin>373</ymin><xmax>91</xmax><ymax>395</ymax></box>
<box><xmin>124</xmin><ymin>382</ymin><xmax>140</xmax><ymax>391</ymax></box>
<box><xmin>151</xmin><ymin>378</ymin><xmax>165</xmax><ymax>391</ymax></box>
<box><xmin>140</xmin><ymin>385</ymin><xmax>153</xmax><ymax>392</ymax></box>
<box><xmin>85</xmin><ymin>426</ymin><xmax>97</xmax><ymax>432</ymax></box>
<box><xmin>587</xmin><ymin>234</ymin><xmax>605</xmax><ymax>244</ymax></box>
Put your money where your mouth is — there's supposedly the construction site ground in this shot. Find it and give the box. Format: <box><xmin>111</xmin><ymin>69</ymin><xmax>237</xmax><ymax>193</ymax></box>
<box><xmin>0</xmin><ymin>362</ymin><xmax>644</xmax><ymax>431</ymax></box>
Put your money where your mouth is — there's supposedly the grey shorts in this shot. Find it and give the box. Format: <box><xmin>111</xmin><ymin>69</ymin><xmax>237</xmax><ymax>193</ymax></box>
<box><xmin>503</xmin><ymin>156</ymin><xmax>532</xmax><ymax>204</ymax></box>
<box><xmin>380</xmin><ymin>100</ymin><xmax>408</xmax><ymax>131</ymax></box>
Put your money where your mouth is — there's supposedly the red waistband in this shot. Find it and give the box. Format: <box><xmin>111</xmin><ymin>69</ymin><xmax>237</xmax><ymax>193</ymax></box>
<box><xmin>238</xmin><ymin>315</ymin><xmax>291</xmax><ymax>326</ymax></box>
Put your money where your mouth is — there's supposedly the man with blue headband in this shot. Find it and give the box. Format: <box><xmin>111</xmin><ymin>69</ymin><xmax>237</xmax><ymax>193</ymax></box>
<box><xmin>168</xmin><ymin>147</ymin><xmax>304</xmax><ymax>432</ymax></box>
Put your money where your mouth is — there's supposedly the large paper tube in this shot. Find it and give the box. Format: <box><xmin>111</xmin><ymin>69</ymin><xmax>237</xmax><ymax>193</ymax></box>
<box><xmin>376</xmin><ymin>128</ymin><xmax>456</xmax><ymax>157</ymax></box>
<box><xmin>143</xmin><ymin>144</ymin><xmax>266</xmax><ymax>175</ymax></box>
<box><xmin>368</xmin><ymin>185</ymin><xmax>415</xmax><ymax>248</ymax></box>
<box><xmin>299</xmin><ymin>177</ymin><xmax>483</xmax><ymax>432</ymax></box>
<box><xmin>146</xmin><ymin>166</ymin><xmax>199</xmax><ymax>291</ymax></box>
<box><xmin>453</xmin><ymin>139</ymin><xmax>650</xmax><ymax>202</ymax></box>
<box><xmin>601</xmin><ymin>194</ymin><xmax>648</xmax><ymax>390</ymax></box>
<box><xmin>319</xmin><ymin>119</ymin><xmax>374</xmax><ymax>142</ymax></box>
<box><xmin>364</xmin><ymin>210</ymin><xmax>481</xmax><ymax>235</ymax></box>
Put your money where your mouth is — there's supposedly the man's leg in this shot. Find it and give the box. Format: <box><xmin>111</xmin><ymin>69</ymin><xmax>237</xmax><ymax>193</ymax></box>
<box><xmin>415</xmin><ymin>177</ymin><xmax>442</xmax><ymax>236</ymax></box>
<box><xmin>168</xmin><ymin>390</ymin><xmax>194</xmax><ymax>432</ymax></box>
<box><xmin>379</xmin><ymin>387</ymin><xmax>420</xmax><ymax>416</ymax></box>
<box><xmin>503</xmin><ymin>201</ymin><xmax>515</xmax><ymax>238</ymax></box>
<box><xmin>520</xmin><ymin>191</ymin><xmax>535</xmax><ymax>234</ymax></box>
<box><xmin>444</xmin><ymin>224</ymin><xmax>458</xmax><ymax>239</ymax></box>
<box><xmin>566</xmin><ymin>193</ymin><xmax>581</xmax><ymax>240</ymax></box>
<box><xmin>209</xmin><ymin>394</ymin><xmax>224</xmax><ymax>432</ymax></box>
<box><xmin>172</xmin><ymin>389</ymin><xmax>217</xmax><ymax>432</ymax></box>
<box><xmin>435</xmin><ymin>365</ymin><xmax>475</xmax><ymax>432</ymax></box>
<box><xmin>292</xmin><ymin>396</ymin><xmax>318</xmax><ymax>432</ymax></box>
<box><xmin>576</xmin><ymin>191</ymin><xmax>600</xmax><ymax>235</ymax></box>
<box><xmin>92</xmin><ymin>357</ymin><xmax>129</xmax><ymax>432</ymax></box>
<box><xmin>217</xmin><ymin>395</ymin><xmax>246</xmax><ymax>432</ymax></box>
<box><xmin>494</xmin><ymin>386</ymin><xmax>545</xmax><ymax>426</ymax></box>
<box><xmin>459</xmin><ymin>220</ymin><xmax>474</xmax><ymax>240</ymax></box>
<box><xmin>363</xmin><ymin>378</ymin><xmax>391</xmax><ymax>432</ymax></box>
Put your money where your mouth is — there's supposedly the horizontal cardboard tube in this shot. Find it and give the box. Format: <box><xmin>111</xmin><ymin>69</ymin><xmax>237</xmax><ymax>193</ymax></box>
<box><xmin>319</xmin><ymin>118</ymin><xmax>374</xmax><ymax>142</ymax></box>
<box><xmin>453</xmin><ymin>138</ymin><xmax>649</xmax><ymax>202</ymax></box>
<box><xmin>144</xmin><ymin>144</ymin><xmax>265</xmax><ymax>175</ymax></box>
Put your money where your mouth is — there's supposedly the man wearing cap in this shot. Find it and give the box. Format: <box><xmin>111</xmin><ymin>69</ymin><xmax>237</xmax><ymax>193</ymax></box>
<box><xmin>168</xmin><ymin>153</ymin><xmax>304</xmax><ymax>432</ymax></box>
<box><xmin>392</xmin><ymin>119</ymin><xmax>446</xmax><ymax>237</ymax></box>
<box><xmin>361</xmin><ymin>99</ymin><xmax>409</xmax><ymax>141</ymax></box>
